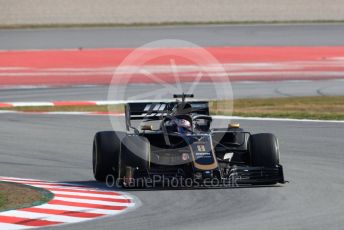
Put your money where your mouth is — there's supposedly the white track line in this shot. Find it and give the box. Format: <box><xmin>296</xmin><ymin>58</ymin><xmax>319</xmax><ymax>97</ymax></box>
<box><xmin>10</xmin><ymin>102</ymin><xmax>54</xmax><ymax>107</ymax></box>
<box><xmin>51</xmin><ymin>191</ymin><xmax>131</xmax><ymax>199</ymax></box>
<box><xmin>52</xmin><ymin>197</ymin><xmax>133</xmax><ymax>207</ymax></box>
<box><xmin>213</xmin><ymin>115</ymin><xmax>344</xmax><ymax>123</ymax></box>
<box><xmin>0</xmin><ymin>223</ymin><xmax>32</xmax><ymax>230</ymax></box>
<box><xmin>0</xmin><ymin>211</ymin><xmax>87</xmax><ymax>223</ymax></box>
<box><xmin>36</xmin><ymin>204</ymin><xmax>123</xmax><ymax>215</ymax></box>
<box><xmin>1</xmin><ymin>109</ymin><xmax>343</xmax><ymax>123</ymax></box>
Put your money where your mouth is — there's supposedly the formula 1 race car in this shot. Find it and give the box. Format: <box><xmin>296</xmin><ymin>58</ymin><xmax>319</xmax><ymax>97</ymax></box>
<box><xmin>93</xmin><ymin>94</ymin><xmax>285</xmax><ymax>187</ymax></box>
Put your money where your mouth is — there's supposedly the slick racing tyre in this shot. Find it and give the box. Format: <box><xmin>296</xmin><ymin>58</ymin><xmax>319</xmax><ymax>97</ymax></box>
<box><xmin>249</xmin><ymin>133</ymin><xmax>280</xmax><ymax>167</ymax></box>
<box><xmin>93</xmin><ymin>131</ymin><xmax>124</xmax><ymax>182</ymax></box>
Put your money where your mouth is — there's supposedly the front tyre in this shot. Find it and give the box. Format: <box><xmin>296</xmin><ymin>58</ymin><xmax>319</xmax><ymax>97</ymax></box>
<box><xmin>248</xmin><ymin>133</ymin><xmax>282</xmax><ymax>185</ymax></box>
<box><xmin>93</xmin><ymin>131</ymin><xmax>123</xmax><ymax>182</ymax></box>
<box><xmin>249</xmin><ymin>133</ymin><xmax>280</xmax><ymax>167</ymax></box>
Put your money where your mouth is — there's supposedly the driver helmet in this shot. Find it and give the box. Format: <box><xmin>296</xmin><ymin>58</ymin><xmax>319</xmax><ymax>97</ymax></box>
<box><xmin>174</xmin><ymin>118</ymin><xmax>191</xmax><ymax>133</ymax></box>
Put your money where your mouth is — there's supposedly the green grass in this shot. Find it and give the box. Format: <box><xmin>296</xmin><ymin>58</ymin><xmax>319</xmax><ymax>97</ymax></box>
<box><xmin>0</xmin><ymin>194</ymin><xmax>4</xmax><ymax>209</ymax></box>
<box><xmin>0</xmin><ymin>182</ymin><xmax>53</xmax><ymax>211</ymax></box>
<box><xmin>208</xmin><ymin>96</ymin><xmax>344</xmax><ymax>120</ymax></box>
<box><xmin>1</xmin><ymin>96</ymin><xmax>344</xmax><ymax>120</ymax></box>
<box><xmin>213</xmin><ymin>96</ymin><xmax>344</xmax><ymax>120</ymax></box>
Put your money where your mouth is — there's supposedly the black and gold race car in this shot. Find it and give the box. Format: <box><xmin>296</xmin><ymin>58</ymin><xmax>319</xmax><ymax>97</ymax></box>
<box><xmin>92</xmin><ymin>94</ymin><xmax>285</xmax><ymax>188</ymax></box>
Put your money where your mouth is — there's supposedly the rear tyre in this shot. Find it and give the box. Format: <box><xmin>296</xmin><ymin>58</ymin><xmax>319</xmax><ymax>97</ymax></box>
<box><xmin>93</xmin><ymin>131</ymin><xmax>124</xmax><ymax>182</ymax></box>
<box><xmin>249</xmin><ymin>133</ymin><xmax>280</xmax><ymax>167</ymax></box>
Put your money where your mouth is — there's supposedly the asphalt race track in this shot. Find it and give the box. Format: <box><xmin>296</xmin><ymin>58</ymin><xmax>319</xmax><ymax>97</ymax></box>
<box><xmin>1</xmin><ymin>23</ymin><xmax>344</xmax><ymax>230</ymax></box>
<box><xmin>1</xmin><ymin>80</ymin><xmax>344</xmax><ymax>102</ymax></box>
<box><xmin>0</xmin><ymin>114</ymin><xmax>343</xmax><ymax>230</ymax></box>
<box><xmin>1</xmin><ymin>23</ymin><xmax>344</xmax><ymax>50</ymax></box>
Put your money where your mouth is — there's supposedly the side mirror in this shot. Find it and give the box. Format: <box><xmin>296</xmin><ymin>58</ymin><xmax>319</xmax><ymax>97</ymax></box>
<box><xmin>228</xmin><ymin>123</ymin><xmax>240</xmax><ymax>129</ymax></box>
<box><xmin>141</xmin><ymin>125</ymin><xmax>153</xmax><ymax>131</ymax></box>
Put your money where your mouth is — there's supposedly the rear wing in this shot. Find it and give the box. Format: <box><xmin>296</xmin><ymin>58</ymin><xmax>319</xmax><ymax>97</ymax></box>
<box><xmin>125</xmin><ymin>101</ymin><xmax>209</xmax><ymax>130</ymax></box>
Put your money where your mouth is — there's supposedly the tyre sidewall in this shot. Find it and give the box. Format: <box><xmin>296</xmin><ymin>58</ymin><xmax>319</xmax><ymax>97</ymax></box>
<box><xmin>249</xmin><ymin>133</ymin><xmax>280</xmax><ymax>167</ymax></box>
<box><xmin>93</xmin><ymin>131</ymin><xmax>124</xmax><ymax>181</ymax></box>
